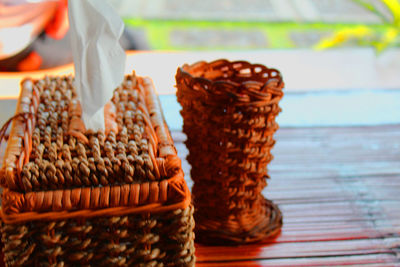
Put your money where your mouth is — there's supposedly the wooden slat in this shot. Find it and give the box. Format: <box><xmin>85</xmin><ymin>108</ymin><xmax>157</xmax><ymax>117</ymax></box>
<box><xmin>196</xmin><ymin>254</ymin><xmax>398</xmax><ymax>267</ymax></box>
<box><xmin>195</xmin><ymin>237</ymin><xmax>400</xmax><ymax>261</ymax></box>
<box><xmin>171</xmin><ymin>125</ymin><xmax>400</xmax><ymax>265</ymax></box>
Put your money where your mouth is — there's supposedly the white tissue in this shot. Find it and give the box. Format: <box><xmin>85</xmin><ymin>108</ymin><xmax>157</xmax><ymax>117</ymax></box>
<box><xmin>68</xmin><ymin>0</ymin><xmax>126</xmax><ymax>130</ymax></box>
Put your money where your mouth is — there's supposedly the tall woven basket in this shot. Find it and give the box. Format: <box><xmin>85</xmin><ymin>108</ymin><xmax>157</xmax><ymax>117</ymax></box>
<box><xmin>176</xmin><ymin>59</ymin><xmax>284</xmax><ymax>244</ymax></box>
<box><xmin>0</xmin><ymin>73</ymin><xmax>195</xmax><ymax>266</ymax></box>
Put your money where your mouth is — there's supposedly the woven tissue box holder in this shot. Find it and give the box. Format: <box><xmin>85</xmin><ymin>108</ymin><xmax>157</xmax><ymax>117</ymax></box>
<box><xmin>0</xmin><ymin>73</ymin><xmax>195</xmax><ymax>266</ymax></box>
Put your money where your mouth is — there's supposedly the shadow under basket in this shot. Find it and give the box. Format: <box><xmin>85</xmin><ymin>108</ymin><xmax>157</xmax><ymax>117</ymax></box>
<box><xmin>0</xmin><ymin>73</ymin><xmax>195</xmax><ymax>266</ymax></box>
<box><xmin>176</xmin><ymin>59</ymin><xmax>284</xmax><ymax>245</ymax></box>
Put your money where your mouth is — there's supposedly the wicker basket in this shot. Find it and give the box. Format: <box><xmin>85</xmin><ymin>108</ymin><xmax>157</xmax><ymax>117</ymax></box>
<box><xmin>0</xmin><ymin>73</ymin><xmax>195</xmax><ymax>266</ymax></box>
<box><xmin>176</xmin><ymin>59</ymin><xmax>284</xmax><ymax>245</ymax></box>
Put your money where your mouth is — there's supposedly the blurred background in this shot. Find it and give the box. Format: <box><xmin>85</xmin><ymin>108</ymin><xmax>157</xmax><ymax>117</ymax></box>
<box><xmin>1</xmin><ymin>0</ymin><xmax>400</xmax><ymax>126</ymax></box>
<box><xmin>109</xmin><ymin>0</ymin><xmax>397</xmax><ymax>51</ymax></box>
<box><xmin>2</xmin><ymin>0</ymin><xmax>400</xmax><ymax>71</ymax></box>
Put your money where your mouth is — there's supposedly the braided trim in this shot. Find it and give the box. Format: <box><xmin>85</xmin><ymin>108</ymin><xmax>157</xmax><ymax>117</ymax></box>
<box><xmin>1</xmin><ymin>79</ymin><xmax>38</xmax><ymax>190</ymax></box>
<box><xmin>1</xmin><ymin>172</ymin><xmax>189</xmax><ymax>224</ymax></box>
<box><xmin>142</xmin><ymin>77</ymin><xmax>178</xmax><ymax>158</ymax></box>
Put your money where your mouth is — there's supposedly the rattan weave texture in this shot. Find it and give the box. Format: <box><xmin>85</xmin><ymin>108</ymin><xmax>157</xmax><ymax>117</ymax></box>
<box><xmin>0</xmin><ymin>72</ymin><xmax>195</xmax><ymax>266</ymax></box>
<box><xmin>176</xmin><ymin>59</ymin><xmax>284</xmax><ymax>244</ymax></box>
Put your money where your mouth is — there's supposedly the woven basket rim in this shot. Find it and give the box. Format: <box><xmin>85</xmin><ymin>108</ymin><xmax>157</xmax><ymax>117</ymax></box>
<box><xmin>178</xmin><ymin>59</ymin><xmax>284</xmax><ymax>88</ymax></box>
<box><xmin>176</xmin><ymin>59</ymin><xmax>284</xmax><ymax>107</ymax></box>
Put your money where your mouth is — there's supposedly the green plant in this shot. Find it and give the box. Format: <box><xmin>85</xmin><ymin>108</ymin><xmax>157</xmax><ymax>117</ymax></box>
<box><xmin>315</xmin><ymin>0</ymin><xmax>400</xmax><ymax>52</ymax></box>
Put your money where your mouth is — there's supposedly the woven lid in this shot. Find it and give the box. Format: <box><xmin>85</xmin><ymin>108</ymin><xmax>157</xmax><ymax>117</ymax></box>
<box><xmin>0</xmin><ymin>72</ymin><xmax>190</xmax><ymax>224</ymax></box>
